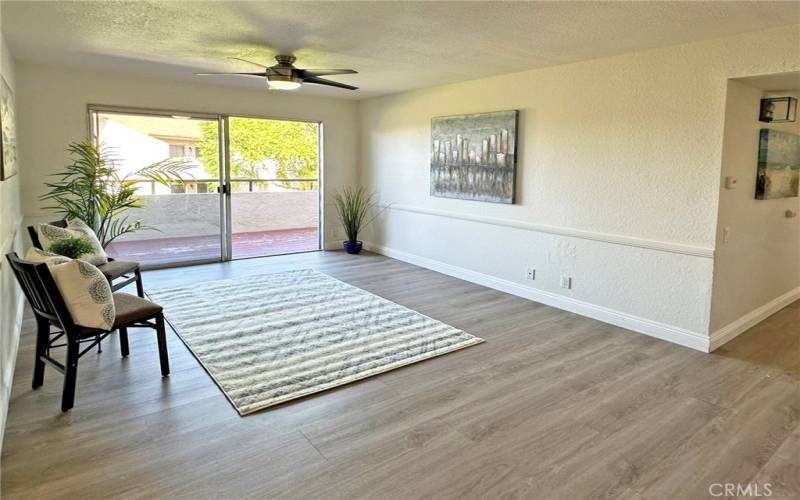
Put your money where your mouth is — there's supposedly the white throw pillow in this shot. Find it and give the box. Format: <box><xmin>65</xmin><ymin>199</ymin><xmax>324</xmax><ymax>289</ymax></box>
<box><xmin>24</xmin><ymin>247</ymin><xmax>70</xmax><ymax>264</ymax></box>
<box><xmin>36</xmin><ymin>219</ymin><xmax>108</xmax><ymax>266</ymax></box>
<box><xmin>25</xmin><ymin>248</ymin><xmax>115</xmax><ymax>330</ymax></box>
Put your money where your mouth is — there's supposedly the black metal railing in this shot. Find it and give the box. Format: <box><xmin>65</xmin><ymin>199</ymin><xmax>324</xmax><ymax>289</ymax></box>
<box><xmin>133</xmin><ymin>178</ymin><xmax>318</xmax><ymax>195</ymax></box>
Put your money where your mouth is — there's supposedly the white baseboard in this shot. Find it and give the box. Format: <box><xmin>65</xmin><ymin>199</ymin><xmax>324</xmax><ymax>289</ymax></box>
<box><xmin>709</xmin><ymin>287</ymin><xmax>800</xmax><ymax>351</ymax></box>
<box><xmin>363</xmin><ymin>242</ymin><xmax>711</xmax><ymax>352</ymax></box>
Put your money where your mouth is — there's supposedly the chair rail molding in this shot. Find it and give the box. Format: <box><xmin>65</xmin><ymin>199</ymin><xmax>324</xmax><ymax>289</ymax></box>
<box><xmin>0</xmin><ymin>216</ymin><xmax>23</xmax><ymax>255</ymax></box>
<box><xmin>385</xmin><ymin>204</ymin><xmax>715</xmax><ymax>258</ymax></box>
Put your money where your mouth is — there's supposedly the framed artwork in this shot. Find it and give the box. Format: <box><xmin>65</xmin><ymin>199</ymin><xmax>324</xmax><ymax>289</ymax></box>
<box><xmin>1</xmin><ymin>75</ymin><xmax>17</xmax><ymax>181</ymax></box>
<box><xmin>756</xmin><ymin>128</ymin><xmax>799</xmax><ymax>200</ymax></box>
<box><xmin>430</xmin><ymin>110</ymin><xmax>518</xmax><ymax>204</ymax></box>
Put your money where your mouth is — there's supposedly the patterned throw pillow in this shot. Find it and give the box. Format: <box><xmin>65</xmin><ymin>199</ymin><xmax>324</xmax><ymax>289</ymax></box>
<box><xmin>24</xmin><ymin>247</ymin><xmax>70</xmax><ymax>264</ymax></box>
<box><xmin>25</xmin><ymin>248</ymin><xmax>116</xmax><ymax>330</ymax></box>
<box><xmin>36</xmin><ymin>219</ymin><xmax>108</xmax><ymax>266</ymax></box>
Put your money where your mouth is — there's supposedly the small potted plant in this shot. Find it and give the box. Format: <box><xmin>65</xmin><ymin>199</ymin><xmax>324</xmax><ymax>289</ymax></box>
<box><xmin>48</xmin><ymin>237</ymin><xmax>95</xmax><ymax>259</ymax></box>
<box><xmin>333</xmin><ymin>186</ymin><xmax>384</xmax><ymax>254</ymax></box>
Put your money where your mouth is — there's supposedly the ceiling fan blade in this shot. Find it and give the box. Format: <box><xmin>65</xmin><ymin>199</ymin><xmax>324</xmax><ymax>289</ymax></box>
<box><xmin>298</xmin><ymin>69</ymin><xmax>358</xmax><ymax>78</ymax></box>
<box><xmin>229</xmin><ymin>57</ymin><xmax>268</xmax><ymax>68</ymax></box>
<box><xmin>194</xmin><ymin>72</ymin><xmax>267</xmax><ymax>77</ymax></box>
<box><xmin>302</xmin><ymin>76</ymin><xmax>358</xmax><ymax>90</ymax></box>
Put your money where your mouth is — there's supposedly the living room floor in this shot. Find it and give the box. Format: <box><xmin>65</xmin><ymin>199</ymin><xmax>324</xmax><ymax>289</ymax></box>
<box><xmin>2</xmin><ymin>251</ymin><xmax>798</xmax><ymax>499</ymax></box>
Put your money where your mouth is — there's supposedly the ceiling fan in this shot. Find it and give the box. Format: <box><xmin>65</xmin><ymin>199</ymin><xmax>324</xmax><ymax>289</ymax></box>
<box><xmin>195</xmin><ymin>55</ymin><xmax>358</xmax><ymax>91</ymax></box>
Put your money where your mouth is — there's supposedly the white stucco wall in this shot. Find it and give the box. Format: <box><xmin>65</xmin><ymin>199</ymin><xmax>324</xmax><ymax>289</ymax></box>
<box><xmin>358</xmin><ymin>24</ymin><xmax>800</xmax><ymax>348</ymax></box>
<box><xmin>710</xmin><ymin>82</ymin><xmax>800</xmax><ymax>332</ymax></box>
<box><xmin>14</xmin><ymin>63</ymin><xmax>358</xmax><ymax>248</ymax></box>
<box><xmin>98</xmin><ymin>119</ymin><xmax>170</xmax><ymax>177</ymax></box>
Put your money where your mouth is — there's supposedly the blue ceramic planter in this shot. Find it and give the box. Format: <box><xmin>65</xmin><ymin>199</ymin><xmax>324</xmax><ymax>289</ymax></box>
<box><xmin>343</xmin><ymin>240</ymin><xmax>363</xmax><ymax>254</ymax></box>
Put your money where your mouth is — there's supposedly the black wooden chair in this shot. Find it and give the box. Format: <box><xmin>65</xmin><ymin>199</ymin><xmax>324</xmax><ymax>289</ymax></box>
<box><xmin>28</xmin><ymin>220</ymin><xmax>145</xmax><ymax>297</ymax></box>
<box><xmin>5</xmin><ymin>252</ymin><xmax>170</xmax><ymax>411</ymax></box>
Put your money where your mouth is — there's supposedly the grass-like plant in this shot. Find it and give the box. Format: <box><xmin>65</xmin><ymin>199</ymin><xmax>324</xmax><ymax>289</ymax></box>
<box><xmin>333</xmin><ymin>186</ymin><xmax>385</xmax><ymax>243</ymax></box>
<box><xmin>41</xmin><ymin>141</ymin><xmax>192</xmax><ymax>248</ymax></box>
<box><xmin>48</xmin><ymin>237</ymin><xmax>95</xmax><ymax>260</ymax></box>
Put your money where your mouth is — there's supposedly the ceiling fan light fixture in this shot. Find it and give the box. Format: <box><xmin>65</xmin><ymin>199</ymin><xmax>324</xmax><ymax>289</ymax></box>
<box><xmin>266</xmin><ymin>75</ymin><xmax>302</xmax><ymax>90</ymax></box>
<box><xmin>197</xmin><ymin>54</ymin><xmax>356</xmax><ymax>91</ymax></box>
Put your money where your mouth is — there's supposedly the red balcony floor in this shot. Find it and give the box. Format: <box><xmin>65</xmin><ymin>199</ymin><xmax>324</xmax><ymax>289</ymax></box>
<box><xmin>106</xmin><ymin>227</ymin><xmax>319</xmax><ymax>265</ymax></box>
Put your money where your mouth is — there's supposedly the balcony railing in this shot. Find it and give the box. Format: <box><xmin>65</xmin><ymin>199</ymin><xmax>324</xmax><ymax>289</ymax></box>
<box><xmin>132</xmin><ymin>178</ymin><xmax>318</xmax><ymax>194</ymax></box>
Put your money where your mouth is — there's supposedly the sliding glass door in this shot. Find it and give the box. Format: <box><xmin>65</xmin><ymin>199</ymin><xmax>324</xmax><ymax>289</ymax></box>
<box><xmin>227</xmin><ymin>117</ymin><xmax>320</xmax><ymax>259</ymax></box>
<box><xmin>91</xmin><ymin>110</ymin><xmax>224</xmax><ymax>267</ymax></box>
<box><xmin>89</xmin><ymin>107</ymin><xmax>321</xmax><ymax>267</ymax></box>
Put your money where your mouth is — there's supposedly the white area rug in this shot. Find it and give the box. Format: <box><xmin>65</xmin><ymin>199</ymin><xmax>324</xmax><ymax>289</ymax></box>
<box><xmin>148</xmin><ymin>269</ymin><xmax>484</xmax><ymax>415</ymax></box>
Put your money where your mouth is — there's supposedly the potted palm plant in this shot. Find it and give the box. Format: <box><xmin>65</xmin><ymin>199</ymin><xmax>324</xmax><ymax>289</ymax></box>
<box><xmin>41</xmin><ymin>141</ymin><xmax>192</xmax><ymax>248</ymax></box>
<box><xmin>333</xmin><ymin>186</ymin><xmax>385</xmax><ymax>254</ymax></box>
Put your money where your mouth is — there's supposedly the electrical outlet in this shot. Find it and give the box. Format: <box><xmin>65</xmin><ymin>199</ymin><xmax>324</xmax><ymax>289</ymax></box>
<box><xmin>722</xmin><ymin>226</ymin><xmax>731</xmax><ymax>244</ymax></box>
<box><xmin>560</xmin><ymin>275</ymin><xmax>572</xmax><ymax>289</ymax></box>
<box><xmin>526</xmin><ymin>268</ymin><xmax>536</xmax><ymax>280</ymax></box>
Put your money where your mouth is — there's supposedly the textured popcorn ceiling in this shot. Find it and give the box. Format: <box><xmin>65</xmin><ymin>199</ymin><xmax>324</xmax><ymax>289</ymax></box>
<box><xmin>2</xmin><ymin>1</ymin><xmax>799</xmax><ymax>99</ymax></box>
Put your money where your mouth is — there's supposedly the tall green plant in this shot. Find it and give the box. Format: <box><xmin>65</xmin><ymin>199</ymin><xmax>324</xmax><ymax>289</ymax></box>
<box><xmin>333</xmin><ymin>186</ymin><xmax>386</xmax><ymax>244</ymax></box>
<box><xmin>41</xmin><ymin>141</ymin><xmax>192</xmax><ymax>247</ymax></box>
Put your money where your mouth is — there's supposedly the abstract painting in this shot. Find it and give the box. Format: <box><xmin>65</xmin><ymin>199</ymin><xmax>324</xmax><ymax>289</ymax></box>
<box><xmin>430</xmin><ymin>110</ymin><xmax>518</xmax><ymax>204</ymax></box>
<box><xmin>0</xmin><ymin>76</ymin><xmax>17</xmax><ymax>181</ymax></box>
<box><xmin>756</xmin><ymin>129</ymin><xmax>799</xmax><ymax>200</ymax></box>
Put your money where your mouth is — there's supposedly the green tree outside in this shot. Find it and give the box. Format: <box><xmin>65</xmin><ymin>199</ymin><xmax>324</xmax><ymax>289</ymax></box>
<box><xmin>198</xmin><ymin>118</ymin><xmax>319</xmax><ymax>190</ymax></box>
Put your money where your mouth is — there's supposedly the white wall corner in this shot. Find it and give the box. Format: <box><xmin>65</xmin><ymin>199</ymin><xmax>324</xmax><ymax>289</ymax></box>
<box><xmin>323</xmin><ymin>241</ymin><xmax>344</xmax><ymax>251</ymax></box>
<box><xmin>0</xmin><ymin>217</ymin><xmax>27</xmax><ymax>453</ymax></box>
<box><xmin>363</xmin><ymin>241</ymin><xmax>712</xmax><ymax>352</ymax></box>
<box><xmin>0</xmin><ymin>291</ymin><xmax>24</xmax><ymax>452</ymax></box>
<box><xmin>709</xmin><ymin>286</ymin><xmax>800</xmax><ymax>352</ymax></box>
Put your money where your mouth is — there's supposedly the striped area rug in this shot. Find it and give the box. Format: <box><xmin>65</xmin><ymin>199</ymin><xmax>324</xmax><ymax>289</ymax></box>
<box><xmin>148</xmin><ymin>269</ymin><xmax>484</xmax><ymax>415</ymax></box>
